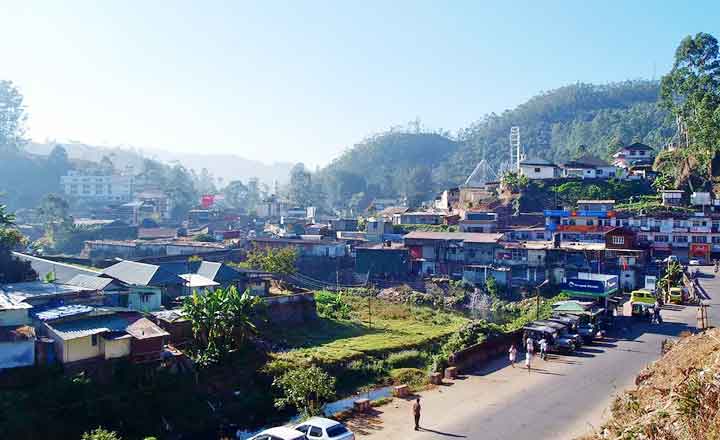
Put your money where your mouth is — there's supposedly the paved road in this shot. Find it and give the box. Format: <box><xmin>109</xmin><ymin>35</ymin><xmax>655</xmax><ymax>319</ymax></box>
<box><xmin>694</xmin><ymin>266</ymin><xmax>720</xmax><ymax>326</ymax></box>
<box><xmin>355</xmin><ymin>301</ymin><xmax>699</xmax><ymax>440</ymax></box>
<box><xmin>12</xmin><ymin>252</ymin><xmax>100</xmax><ymax>283</ymax></box>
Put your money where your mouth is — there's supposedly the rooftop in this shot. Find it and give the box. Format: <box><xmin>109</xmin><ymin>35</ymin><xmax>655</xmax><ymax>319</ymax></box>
<box><xmin>0</xmin><ymin>281</ymin><xmax>87</xmax><ymax>300</ymax></box>
<box><xmin>562</xmin><ymin>154</ymin><xmax>611</xmax><ymax>168</ymax></box>
<box><xmin>66</xmin><ymin>274</ymin><xmax>119</xmax><ymax>291</ymax></box>
<box><xmin>101</xmin><ymin>260</ymin><xmax>185</xmax><ymax>286</ymax></box>
<box><xmin>576</xmin><ymin>200</ymin><xmax>616</xmax><ymax>205</ymax></box>
<box><xmin>520</xmin><ymin>157</ymin><xmax>557</xmax><ymax>166</ymax></box>
<box><xmin>151</xmin><ymin>308</ymin><xmax>187</xmax><ymax>323</ymax></box>
<box><xmin>403</xmin><ymin>231</ymin><xmax>504</xmax><ymax>243</ymax></box>
<box><xmin>623</xmin><ymin>142</ymin><xmax>654</xmax><ymax>151</ymax></box>
<box><xmin>179</xmin><ymin>273</ymin><xmax>220</xmax><ymax>288</ymax></box>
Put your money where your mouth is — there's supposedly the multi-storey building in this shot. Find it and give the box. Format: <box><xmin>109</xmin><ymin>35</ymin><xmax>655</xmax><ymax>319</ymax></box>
<box><xmin>61</xmin><ymin>170</ymin><xmax>133</xmax><ymax>202</ymax></box>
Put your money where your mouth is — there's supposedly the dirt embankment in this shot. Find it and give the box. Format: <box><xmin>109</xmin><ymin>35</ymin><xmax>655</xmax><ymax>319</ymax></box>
<box><xmin>581</xmin><ymin>329</ymin><xmax>720</xmax><ymax>440</ymax></box>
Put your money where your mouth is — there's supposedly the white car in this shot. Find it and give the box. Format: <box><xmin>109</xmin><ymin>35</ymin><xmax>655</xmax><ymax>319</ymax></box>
<box><xmin>689</xmin><ymin>259</ymin><xmax>702</xmax><ymax>266</ymax></box>
<box><xmin>294</xmin><ymin>417</ymin><xmax>355</xmax><ymax>440</ymax></box>
<box><xmin>249</xmin><ymin>426</ymin><xmax>308</xmax><ymax>440</ymax></box>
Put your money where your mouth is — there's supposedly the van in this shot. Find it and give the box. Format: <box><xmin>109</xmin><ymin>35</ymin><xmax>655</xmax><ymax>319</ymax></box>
<box><xmin>630</xmin><ymin>289</ymin><xmax>655</xmax><ymax>305</ymax></box>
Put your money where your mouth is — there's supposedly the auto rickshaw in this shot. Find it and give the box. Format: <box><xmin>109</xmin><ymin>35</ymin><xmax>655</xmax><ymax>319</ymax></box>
<box><xmin>666</xmin><ymin>287</ymin><xmax>683</xmax><ymax>304</ymax></box>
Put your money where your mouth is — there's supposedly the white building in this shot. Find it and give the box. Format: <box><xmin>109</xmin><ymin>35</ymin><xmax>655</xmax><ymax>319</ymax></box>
<box><xmin>561</xmin><ymin>155</ymin><xmax>618</xmax><ymax>180</ymax></box>
<box><xmin>519</xmin><ymin>158</ymin><xmax>560</xmax><ymax>179</ymax></box>
<box><xmin>612</xmin><ymin>142</ymin><xmax>655</xmax><ymax>169</ymax></box>
<box><xmin>61</xmin><ymin>171</ymin><xmax>133</xmax><ymax>202</ymax></box>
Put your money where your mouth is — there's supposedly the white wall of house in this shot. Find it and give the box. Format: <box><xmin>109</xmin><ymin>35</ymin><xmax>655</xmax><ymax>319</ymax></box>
<box><xmin>0</xmin><ymin>309</ymin><xmax>30</xmax><ymax>327</ymax></box>
<box><xmin>0</xmin><ymin>340</ymin><xmax>35</xmax><ymax>369</ymax></box>
<box><xmin>520</xmin><ymin>164</ymin><xmax>557</xmax><ymax>179</ymax></box>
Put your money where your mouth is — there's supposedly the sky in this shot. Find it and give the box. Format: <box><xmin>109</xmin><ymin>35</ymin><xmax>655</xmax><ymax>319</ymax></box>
<box><xmin>2</xmin><ymin>1</ymin><xmax>719</xmax><ymax>168</ymax></box>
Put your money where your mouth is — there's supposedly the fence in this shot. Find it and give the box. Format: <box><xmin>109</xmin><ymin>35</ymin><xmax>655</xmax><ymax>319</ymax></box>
<box><xmin>448</xmin><ymin>330</ymin><xmax>523</xmax><ymax>373</ymax></box>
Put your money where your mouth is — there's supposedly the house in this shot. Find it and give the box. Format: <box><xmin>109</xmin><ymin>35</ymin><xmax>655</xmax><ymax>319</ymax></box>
<box><xmin>561</xmin><ymin>155</ymin><xmax>618</xmax><ymax>179</ymax></box>
<box><xmin>366</xmin><ymin>217</ymin><xmax>394</xmax><ymax>242</ymax></box>
<box><xmin>660</xmin><ymin>190</ymin><xmax>684</xmax><ymax>207</ymax></box>
<box><xmin>355</xmin><ymin>243</ymin><xmax>410</xmax><ymax>279</ymax></box>
<box><xmin>61</xmin><ymin>170</ymin><xmax>134</xmax><ymax>202</ymax></box>
<box><xmin>519</xmin><ymin>158</ymin><xmax>560</xmax><ymax>180</ymax></box>
<box><xmin>101</xmin><ymin>260</ymin><xmax>183</xmax><ymax>305</ymax></box>
<box><xmin>434</xmin><ymin>187</ymin><xmax>460</xmax><ymax>212</ymax></box>
<box><xmin>612</xmin><ymin>142</ymin><xmax>655</xmax><ymax>169</ymax></box>
<box><xmin>0</xmin><ymin>281</ymin><xmax>104</xmax><ymax>309</ymax></box>
<box><xmin>329</xmin><ymin>218</ymin><xmax>359</xmax><ymax>232</ymax></box>
<box><xmin>403</xmin><ymin>231</ymin><xmax>504</xmax><ymax>277</ymax></box>
<box><xmin>42</xmin><ymin>310</ymin><xmax>168</xmax><ymax>365</ymax></box>
<box><xmin>249</xmin><ymin>237</ymin><xmax>347</xmax><ymax>258</ymax></box>
<box><xmin>150</xmin><ymin>309</ymin><xmax>192</xmax><ymax>346</ymax></box>
<box><xmin>459</xmin><ymin>211</ymin><xmax>498</xmax><ymax>233</ymax></box>
<box><xmin>392</xmin><ymin>212</ymin><xmax>443</xmax><ymax>226</ymax></box>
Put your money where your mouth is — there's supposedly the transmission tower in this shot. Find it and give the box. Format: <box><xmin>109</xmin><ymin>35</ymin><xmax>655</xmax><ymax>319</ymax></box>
<box><xmin>509</xmin><ymin>126</ymin><xmax>525</xmax><ymax>171</ymax></box>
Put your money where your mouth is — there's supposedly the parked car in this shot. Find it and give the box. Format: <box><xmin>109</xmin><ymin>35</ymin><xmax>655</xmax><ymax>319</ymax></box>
<box><xmin>663</xmin><ymin>255</ymin><xmax>679</xmax><ymax>263</ymax></box>
<box><xmin>534</xmin><ymin>319</ymin><xmax>583</xmax><ymax>348</ymax></box>
<box><xmin>295</xmin><ymin>418</ymin><xmax>355</xmax><ymax>440</ymax></box>
<box><xmin>630</xmin><ymin>289</ymin><xmax>656</xmax><ymax>305</ymax></box>
<box><xmin>689</xmin><ymin>259</ymin><xmax>703</xmax><ymax>266</ymax></box>
<box><xmin>523</xmin><ymin>324</ymin><xmax>576</xmax><ymax>353</ymax></box>
<box><xmin>551</xmin><ymin>313</ymin><xmax>597</xmax><ymax>343</ymax></box>
<box><xmin>250</xmin><ymin>427</ymin><xmax>308</xmax><ymax>440</ymax></box>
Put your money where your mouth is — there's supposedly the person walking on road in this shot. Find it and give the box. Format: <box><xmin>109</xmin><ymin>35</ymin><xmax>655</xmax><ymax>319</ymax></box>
<box><xmin>413</xmin><ymin>397</ymin><xmax>421</xmax><ymax>431</ymax></box>
<box><xmin>539</xmin><ymin>337</ymin><xmax>548</xmax><ymax>361</ymax></box>
<box><xmin>509</xmin><ymin>344</ymin><xmax>518</xmax><ymax>368</ymax></box>
<box><xmin>653</xmin><ymin>300</ymin><xmax>663</xmax><ymax>324</ymax></box>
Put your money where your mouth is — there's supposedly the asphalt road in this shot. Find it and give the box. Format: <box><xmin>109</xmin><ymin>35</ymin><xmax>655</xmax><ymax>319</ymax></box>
<box><xmin>367</xmin><ymin>299</ymin><xmax>699</xmax><ymax>440</ymax></box>
<box><xmin>694</xmin><ymin>265</ymin><xmax>720</xmax><ymax>327</ymax></box>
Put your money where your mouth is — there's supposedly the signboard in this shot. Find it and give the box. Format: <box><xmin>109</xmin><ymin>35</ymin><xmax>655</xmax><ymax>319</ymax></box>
<box><xmin>544</xmin><ymin>210</ymin><xmax>569</xmax><ymax>217</ymax></box>
<box><xmin>561</xmin><ymin>275</ymin><xmax>618</xmax><ymax>298</ymax></box>
<box><xmin>644</xmin><ymin>275</ymin><xmax>657</xmax><ymax>291</ymax></box>
<box><xmin>201</xmin><ymin>194</ymin><xmax>215</xmax><ymax>209</ymax></box>
<box><xmin>690</xmin><ymin>243</ymin><xmax>710</xmax><ymax>257</ymax></box>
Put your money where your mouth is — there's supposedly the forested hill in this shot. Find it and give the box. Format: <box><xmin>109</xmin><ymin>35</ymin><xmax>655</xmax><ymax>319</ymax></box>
<box><xmin>319</xmin><ymin>80</ymin><xmax>675</xmax><ymax>205</ymax></box>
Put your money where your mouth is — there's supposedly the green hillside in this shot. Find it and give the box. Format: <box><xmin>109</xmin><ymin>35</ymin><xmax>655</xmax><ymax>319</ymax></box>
<box><xmin>320</xmin><ymin>80</ymin><xmax>675</xmax><ymax>206</ymax></box>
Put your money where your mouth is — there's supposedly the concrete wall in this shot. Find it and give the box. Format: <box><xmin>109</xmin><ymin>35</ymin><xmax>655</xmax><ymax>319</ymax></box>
<box><xmin>101</xmin><ymin>337</ymin><xmax>130</xmax><ymax>360</ymax></box>
<box><xmin>0</xmin><ymin>340</ymin><xmax>35</xmax><ymax>369</ymax></box>
<box><xmin>264</xmin><ymin>293</ymin><xmax>317</xmax><ymax>324</ymax></box>
<box><xmin>0</xmin><ymin>309</ymin><xmax>30</xmax><ymax>327</ymax></box>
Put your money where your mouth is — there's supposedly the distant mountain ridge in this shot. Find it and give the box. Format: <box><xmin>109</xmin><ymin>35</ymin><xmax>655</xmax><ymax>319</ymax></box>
<box><xmin>25</xmin><ymin>142</ymin><xmax>293</xmax><ymax>186</ymax></box>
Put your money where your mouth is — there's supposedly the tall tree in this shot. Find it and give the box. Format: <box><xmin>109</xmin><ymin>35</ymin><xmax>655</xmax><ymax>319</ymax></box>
<box><xmin>223</xmin><ymin>180</ymin><xmax>249</xmax><ymax>209</ymax></box>
<box><xmin>0</xmin><ymin>80</ymin><xmax>27</xmax><ymax>153</ymax></box>
<box><xmin>288</xmin><ymin>163</ymin><xmax>313</xmax><ymax>207</ymax></box>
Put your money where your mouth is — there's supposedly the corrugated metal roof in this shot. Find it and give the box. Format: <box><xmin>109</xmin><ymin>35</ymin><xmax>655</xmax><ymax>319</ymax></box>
<box><xmin>151</xmin><ymin>308</ymin><xmax>187</xmax><ymax>323</ymax></box>
<box><xmin>179</xmin><ymin>274</ymin><xmax>219</xmax><ymax>288</ymax></box>
<box><xmin>34</xmin><ymin>304</ymin><xmax>100</xmax><ymax>321</ymax></box>
<box><xmin>403</xmin><ymin>231</ymin><xmax>503</xmax><ymax>243</ymax></box>
<box><xmin>102</xmin><ymin>261</ymin><xmax>184</xmax><ymax>286</ymax></box>
<box><xmin>126</xmin><ymin>317</ymin><xmax>169</xmax><ymax>339</ymax></box>
<box><xmin>66</xmin><ymin>274</ymin><xmax>118</xmax><ymax>291</ymax></box>
<box><xmin>0</xmin><ymin>281</ymin><xmax>86</xmax><ymax>299</ymax></box>
<box><xmin>46</xmin><ymin>315</ymin><xmax>131</xmax><ymax>340</ymax></box>
<box><xmin>0</xmin><ymin>292</ymin><xmax>31</xmax><ymax>311</ymax></box>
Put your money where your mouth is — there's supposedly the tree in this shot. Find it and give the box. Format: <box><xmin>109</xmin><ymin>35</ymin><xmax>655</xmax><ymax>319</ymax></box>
<box><xmin>223</xmin><ymin>180</ymin><xmax>249</xmax><ymax>209</ymax></box>
<box><xmin>273</xmin><ymin>365</ymin><xmax>336</xmax><ymax>418</ymax></box>
<box><xmin>245</xmin><ymin>246</ymin><xmax>297</xmax><ymax>276</ymax></box>
<box><xmin>0</xmin><ymin>204</ymin><xmax>15</xmax><ymax>226</ymax></box>
<box><xmin>181</xmin><ymin>286</ymin><xmax>264</xmax><ymax>364</ymax></box>
<box><xmin>288</xmin><ymin>163</ymin><xmax>313</xmax><ymax>207</ymax></box>
<box><xmin>0</xmin><ymin>80</ymin><xmax>27</xmax><ymax>153</ymax></box>
<box><xmin>405</xmin><ymin>166</ymin><xmax>434</xmax><ymax>208</ymax></box>
<box><xmin>81</xmin><ymin>427</ymin><xmax>122</xmax><ymax>440</ymax></box>
<box><xmin>660</xmin><ymin>33</ymin><xmax>720</xmax><ymax>186</ymax></box>
<box><xmin>48</xmin><ymin>145</ymin><xmax>71</xmax><ymax>171</ymax></box>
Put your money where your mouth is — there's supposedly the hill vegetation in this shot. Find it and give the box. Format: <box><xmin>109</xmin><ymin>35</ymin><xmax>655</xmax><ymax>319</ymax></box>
<box><xmin>318</xmin><ymin>80</ymin><xmax>675</xmax><ymax>208</ymax></box>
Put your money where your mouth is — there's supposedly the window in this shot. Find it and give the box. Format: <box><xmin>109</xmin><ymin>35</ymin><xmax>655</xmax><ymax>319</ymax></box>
<box><xmin>308</xmin><ymin>426</ymin><xmax>323</xmax><ymax>437</ymax></box>
<box><xmin>596</xmin><ymin>169</ymin><xmax>603</xmax><ymax>175</ymax></box>
<box><xmin>673</xmin><ymin>235</ymin><xmax>688</xmax><ymax>243</ymax></box>
<box><xmin>535</xmin><ymin>232</ymin><xmax>545</xmax><ymax>239</ymax></box>
<box><xmin>296</xmin><ymin>425</ymin><xmax>308</xmax><ymax>434</ymax></box>
<box><xmin>692</xmin><ymin>235</ymin><xmax>708</xmax><ymax>243</ymax></box>
<box><xmin>91</xmin><ymin>334</ymin><xmax>98</xmax><ymax>346</ymax></box>
<box><xmin>326</xmin><ymin>425</ymin><xmax>349</xmax><ymax>437</ymax></box>
<box><xmin>586</xmin><ymin>219</ymin><xmax>594</xmax><ymax>226</ymax></box>
<box><xmin>712</xmin><ymin>236</ymin><xmax>720</xmax><ymax>244</ymax></box>
<box><xmin>611</xmin><ymin>236</ymin><xmax>625</xmax><ymax>245</ymax></box>
<box><xmin>654</xmin><ymin>235</ymin><xmax>669</xmax><ymax>242</ymax></box>
<box><xmin>638</xmin><ymin>234</ymin><xmax>648</xmax><ymax>242</ymax></box>
<box><xmin>534</xmin><ymin>167</ymin><xmax>541</xmax><ymax>173</ymax></box>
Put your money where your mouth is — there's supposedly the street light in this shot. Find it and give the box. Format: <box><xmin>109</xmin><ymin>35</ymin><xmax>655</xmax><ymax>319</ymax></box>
<box><xmin>536</xmin><ymin>279</ymin><xmax>550</xmax><ymax>320</ymax></box>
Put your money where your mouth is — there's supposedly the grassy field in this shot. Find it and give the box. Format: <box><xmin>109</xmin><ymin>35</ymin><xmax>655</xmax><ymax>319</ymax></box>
<box><xmin>266</xmin><ymin>294</ymin><xmax>468</xmax><ymax>370</ymax></box>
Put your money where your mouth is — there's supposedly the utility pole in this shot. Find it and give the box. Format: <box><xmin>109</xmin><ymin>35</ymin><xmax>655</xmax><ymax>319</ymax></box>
<box><xmin>536</xmin><ymin>280</ymin><xmax>549</xmax><ymax>320</ymax></box>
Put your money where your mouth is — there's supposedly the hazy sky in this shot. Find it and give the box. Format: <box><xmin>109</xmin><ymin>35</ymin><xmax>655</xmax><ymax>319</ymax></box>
<box><xmin>2</xmin><ymin>1</ymin><xmax>718</xmax><ymax>167</ymax></box>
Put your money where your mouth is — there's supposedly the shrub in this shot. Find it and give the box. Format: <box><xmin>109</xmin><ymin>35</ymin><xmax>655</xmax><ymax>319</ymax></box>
<box><xmin>386</xmin><ymin>350</ymin><xmax>426</xmax><ymax>369</ymax></box>
<box><xmin>273</xmin><ymin>365</ymin><xmax>336</xmax><ymax>418</ymax></box>
<box><xmin>389</xmin><ymin>368</ymin><xmax>428</xmax><ymax>387</ymax></box>
<box><xmin>431</xmin><ymin>353</ymin><xmax>449</xmax><ymax>374</ymax></box>
<box><xmin>315</xmin><ymin>290</ymin><xmax>351</xmax><ymax>320</ymax></box>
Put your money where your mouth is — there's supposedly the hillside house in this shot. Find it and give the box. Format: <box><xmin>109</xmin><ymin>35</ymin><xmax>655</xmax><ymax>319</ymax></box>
<box><xmin>41</xmin><ymin>309</ymin><xmax>168</xmax><ymax>365</ymax></box>
<box><xmin>100</xmin><ymin>260</ymin><xmax>182</xmax><ymax>306</ymax></box>
<box><xmin>392</xmin><ymin>212</ymin><xmax>443</xmax><ymax>226</ymax></box>
<box><xmin>561</xmin><ymin>155</ymin><xmax>618</xmax><ymax>179</ymax></box>
<box><xmin>403</xmin><ymin>231</ymin><xmax>503</xmax><ymax>277</ymax></box>
<box><xmin>519</xmin><ymin>158</ymin><xmax>560</xmax><ymax>179</ymax></box>
<box><xmin>612</xmin><ymin>142</ymin><xmax>655</xmax><ymax>169</ymax></box>
<box><xmin>459</xmin><ymin>211</ymin><xmax>498</xmax><ymax>233</ymax></box>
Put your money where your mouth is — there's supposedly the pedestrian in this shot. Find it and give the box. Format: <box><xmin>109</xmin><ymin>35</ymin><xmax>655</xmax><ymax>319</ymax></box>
<box><xmin>539</xmin><ymin>337</ymin><xmax>548</xmax><ymax>361</ymax></box>
<box><xmin>526</xmin><ymin>335</ymin><xmax>534</xmax><ymax>356</ymax></box>
<box><xmin>525</xmin><ymin>350</ymin><xmax>532</xmax><ymax>370</ymax></box>
<box><xmin>413</xmin><ymin>397</ymin><xmax>421</xmax><ymax>431</ymax></box>
<box><xmin>508</xmin><ymin>344</ymin><xmax>518</xmax><ymax>368</ymax></box>
<box><xmin>654</xmin><ymin>301</ymin><xmax>663</xmax><ymax>324</ymax></box>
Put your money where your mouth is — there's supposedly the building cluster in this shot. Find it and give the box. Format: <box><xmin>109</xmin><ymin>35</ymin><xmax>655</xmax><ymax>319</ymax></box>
<box><xmin>0</xmin><ymin>258</ymin><xmax>270</xmax><ymax>371</ymax></box>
